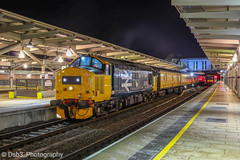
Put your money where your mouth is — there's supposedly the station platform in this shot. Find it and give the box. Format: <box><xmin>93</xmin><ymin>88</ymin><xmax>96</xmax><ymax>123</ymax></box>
<box><xmin>85</xmin><ymin>81</ymin><xmax>240</xmax><ymax>160</ymax></box>
<box><xmin>0</xmin><ymin>88</ymin><xmax>15</xmax><ymax>93</ymax></box>
<box><xmin>0</xmin><ymin>93</ymin><xmax>54</xmax><ymax>113</ymax></box>
<box><xmin>0</xmin><ymin>93</ymin><xmax>56</xmax><ymax>131</ymax></box>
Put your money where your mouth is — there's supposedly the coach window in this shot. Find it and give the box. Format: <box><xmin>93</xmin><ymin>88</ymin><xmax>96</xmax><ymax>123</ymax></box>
<box><xmin>148</xmin><ymin>73</ymin><xmax>153</xmax><ymax>85</ymax></box>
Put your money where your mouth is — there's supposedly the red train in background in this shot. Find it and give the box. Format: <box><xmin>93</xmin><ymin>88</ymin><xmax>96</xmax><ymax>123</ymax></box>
<box><xmin>198</xmin><ymin>75</ymin><xmax>206</xmax><ymax>85</ymax></box>
<box><xmin>198</xmin><ymin>73</ymin><xmax>220</xmax><ymax>86</ymax></box>
<box><xmin>206</xmin><ymin>74</ymin><xmax>219</xmax><ymax>85</ymax></box>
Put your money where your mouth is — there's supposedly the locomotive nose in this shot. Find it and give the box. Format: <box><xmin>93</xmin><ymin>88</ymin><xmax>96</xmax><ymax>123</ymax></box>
<box><xmin>55</xmin><ymin>67</ymin><xmax>94</xmax><ymax>100</ymax></box>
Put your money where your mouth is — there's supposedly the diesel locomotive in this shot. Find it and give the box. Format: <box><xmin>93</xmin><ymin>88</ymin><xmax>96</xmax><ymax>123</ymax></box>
<box><xmin>51</xmin><ymin>55</ymin><xmax>199</xmax><ymax>119</ymax></box>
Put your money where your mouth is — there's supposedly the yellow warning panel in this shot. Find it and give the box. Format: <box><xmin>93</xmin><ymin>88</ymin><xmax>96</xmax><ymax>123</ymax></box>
<box><xmin>9</xmin><ymin>91</ymin><xmax>14</xmax><ymax>98</ymax></box>
<box><xmin>37</xmin><ymin>92</ymin><xmax>43</xmax><ymax>99</ymax></box>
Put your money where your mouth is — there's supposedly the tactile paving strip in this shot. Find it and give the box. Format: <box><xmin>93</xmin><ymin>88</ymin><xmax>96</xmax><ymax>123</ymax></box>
<box><xmin>216</xmin><ymin>102</ymin><xmax>229</xmax><ymax>105</ymax></box>
<box><xmin>206</xmin><ymin>118</ymin><xmax>227</xmax><ymax>123</ymax></box>
<box><xmin>210</xmin><ymin>106</ymin><xmax>227</xmax><ymax>110</ymax></box>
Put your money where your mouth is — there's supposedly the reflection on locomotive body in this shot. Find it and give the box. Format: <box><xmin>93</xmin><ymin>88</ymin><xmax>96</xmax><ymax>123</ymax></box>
<box><xmin>51</xmin><ymin>55</ymin><xmax>199</xmax><ymax>119</ymax></box>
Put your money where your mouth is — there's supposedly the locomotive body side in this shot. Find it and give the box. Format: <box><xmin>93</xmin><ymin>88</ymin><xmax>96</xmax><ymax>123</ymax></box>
<box><xmin>53</xmin><ymin>55</ymin><xmax>154</xmax><ymax>119</ymax></box>
<box><xmin>52</xmin><ymin>55</ymin><xmax>199</xmax><ymax>120</ymax></box>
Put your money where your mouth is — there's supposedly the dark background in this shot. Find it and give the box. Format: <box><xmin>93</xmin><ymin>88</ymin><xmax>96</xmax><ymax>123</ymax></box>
<box><xmin>1</xmin><ymin>0</ymin><xmax>205</xmax><ymax>60</ymax></box>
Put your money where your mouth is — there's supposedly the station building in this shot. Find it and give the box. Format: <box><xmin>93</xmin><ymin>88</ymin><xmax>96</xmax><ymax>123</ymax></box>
<box><xmin>179</xmin><ymin>58</ymin><xmax>214</xmax><ymax>71</ymax></box>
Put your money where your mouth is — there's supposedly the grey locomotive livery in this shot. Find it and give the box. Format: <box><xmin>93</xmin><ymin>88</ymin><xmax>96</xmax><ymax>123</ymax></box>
<box><xmin>99</xmin><ymin>57</ymin><xmax>153</xmax><ymax>97</ymax></box>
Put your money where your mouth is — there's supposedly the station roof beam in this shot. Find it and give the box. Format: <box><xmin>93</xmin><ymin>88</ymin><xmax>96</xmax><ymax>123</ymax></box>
<box><xmin>198</xmin><ymin>39</ymin><xmax>239</xmax><ymax>45</ymax></box>
<box><xmin>76</xmin><ymin>44</ymin><xmax>102</xmax><ymax>50</ymax></box>
<box><xmin>22</xmin><ymin>31</ymin><xmax>58</xmax><ymax>40</ymax></box>
<box><xmin>197</xmin><ymin>35</ymin><xmax>240</xmax><ymax>40</ymax></box>
<box><xmin>192</xmin><ymin>29</ymin><xmax>240</xmax><ymax>35</ymax></box>
<box><xmin>172</xmin><ymin>0</ymin><xmax>240</xmax><ymax>6</ymax></box>
<box><xmin>187</xmin><ymin>22</ymin><xmax>240</xmax><ymax>28</ymax></box>
<box><xmin>88</xmin><ymin>47</ymin><xmax>114</xmax><ymax>52</ymax></box>
<box><xmin>23</xmin><ymin>49</ymin><xmax>53</xmax><ymax>72</ymax></box>
<box><xmin>60</xmin><ymin>40</ymin><xmax>91</xmax><ymax>46</ymax></box>
<box><xmin>104</xmin><ymin>52</ymin><xmax>129</xmax><ymax>57</ymax></box>
<box><xmin>0</xmin><ymin>42</ymin><xmax>21</xmax><ymax>55</ymax></box>
<box><xmin>43</xmin><ymin>36</ymin><xmax>76</xmax><ymax>44</ymax></box>
<box><xmin>0</xmin><ymin>23</ymin><xmax>34</xmax><ymax>33</ymax></box>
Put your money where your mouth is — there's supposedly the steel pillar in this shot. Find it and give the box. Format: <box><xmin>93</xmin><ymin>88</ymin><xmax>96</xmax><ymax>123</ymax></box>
<box><xmin>41</xmin><ymin>65</ymin><xmax>45</xmax><ymax>79</ymax></box>
<box><xmin>52</xmin><ymin>70</ymin><xmax>56</xmax><ymax>78</ymax></box>
<box><xmin>237</xmin><ymin>48</ymin><xmax>240</xmax><ymax>98</ymax></box>
<box><xmin>10</xmin><ymin>70</ymin><xmax>13</xmax><ymax>88</ymax></box>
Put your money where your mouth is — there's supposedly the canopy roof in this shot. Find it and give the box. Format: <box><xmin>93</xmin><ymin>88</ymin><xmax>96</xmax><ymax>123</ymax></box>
<box><xmin>0</xmin><ymin>9</ymin><xmax>183</xmax><ymax>72</ymax></box>
<box><xmin>172</xmin><ymin>0</ymin><xmax>240</xmax><ymax>70</ymax></box>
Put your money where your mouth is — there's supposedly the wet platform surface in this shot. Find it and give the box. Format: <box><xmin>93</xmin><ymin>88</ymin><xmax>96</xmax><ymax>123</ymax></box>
<box><xmin>85</xmin><ymin>82</ymin><xmax>240</xmax><ymax>160</ymax></box>
<box><xmin>0</xmin><ymin>93</ymin><xmax>54</xmax><ymax>113</ymax></box>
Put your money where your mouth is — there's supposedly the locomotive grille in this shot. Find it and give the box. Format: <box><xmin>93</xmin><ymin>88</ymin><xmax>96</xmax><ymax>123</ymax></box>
<box><xmin>95</xmin><ymin>77</ymin><xmax>100</xmax><ymax>91</ymax></box>
<box><xmin>95</xmin><ymin>76</ymin><xmax>104</xmax><ymax>94</ymax></box>
<box><xmin>100</xmin><ymin>76</ymin><xmax>104</xmax><ymax>94</ymax></box>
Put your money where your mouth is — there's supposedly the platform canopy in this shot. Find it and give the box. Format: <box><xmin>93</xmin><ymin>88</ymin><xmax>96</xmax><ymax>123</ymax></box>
<box><xmin>172</xmin><ymin>0</ymin><xmax>240</xmax><ymax>70</ymax></box>
<box><xmin>0</xmin><ymin>9</ymin><xmax>183</xmax><ymax>72</ymax></box>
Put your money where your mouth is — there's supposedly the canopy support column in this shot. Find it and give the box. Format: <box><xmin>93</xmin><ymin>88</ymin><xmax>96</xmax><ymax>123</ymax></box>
<box><xmin>237</xmin><ymin>48</ymin><xmax>240</xmax><ymax>98</ymax></box>
<box><xmin>10</xmin><ymin>69</ymin><xmax>13</xmax><ymax>89</ymax></box>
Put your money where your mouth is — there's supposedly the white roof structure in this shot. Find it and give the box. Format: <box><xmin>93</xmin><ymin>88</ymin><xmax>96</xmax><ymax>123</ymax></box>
<box><xmin>172</xmin><ymin>0</ymin><xmax>240</xmax><ymax>70</ymax></box>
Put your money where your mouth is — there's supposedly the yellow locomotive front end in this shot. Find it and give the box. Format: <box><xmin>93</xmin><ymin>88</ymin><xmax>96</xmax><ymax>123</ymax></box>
<box><xmin>51</xmin><ymin>56</ymin><xmax>111</xmax><ymax>119</ymax></box>
<box><xmin>55</xmin><ymin>67</ymin><xmax>95</xmax><ymax>119</ymax></box>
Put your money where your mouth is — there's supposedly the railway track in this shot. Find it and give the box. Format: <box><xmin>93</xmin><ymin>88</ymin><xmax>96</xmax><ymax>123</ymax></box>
<box><xmin>0</xmin><ymin>119</ymin><xmax>71</xmax><ymax>153</ymax></box>
<box><xmin>0</xmin><ymin>92</ymin><xmax>176</xmax><ymax>153</ymax></box>
<box><xmin>0</xmin><ymin>87</ymin><xmax>207</xmax><ymax>159</ymax></box>
<box><xmin>60</xmin><ymin>86</ymin><xmax>208</xmax><ymax>160</ymax></box>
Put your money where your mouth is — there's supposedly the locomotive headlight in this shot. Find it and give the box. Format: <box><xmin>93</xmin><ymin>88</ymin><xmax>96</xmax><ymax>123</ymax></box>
<box><xmin>69</xmin><ymin>86</ymin><xmax>73</xmax><ymax>91</ymax></box>
<box><xmin>76</xmin><ymin>78</ymin><xmax>80</xmax><ymax>82</ymax></box>
<box><xmin>63</xmin><ymin>78</ymin><xmax>67</xmax><ymax>82</ymax></box>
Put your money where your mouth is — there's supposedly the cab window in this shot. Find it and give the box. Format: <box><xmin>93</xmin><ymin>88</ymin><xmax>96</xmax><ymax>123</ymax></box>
<box><xmin>70</xmin><ymin>59</ymin><xmax>80</xmax><ymax>67</ymax></box>
<box><xmin>92</xmin><ymin>58</ymin><xmax>102</xmax><ymax>69</ymax></box>
<box><xmin>80</xmin><ymin>56</ymin><xmax>91</xmax><ymax>66</ymax></box>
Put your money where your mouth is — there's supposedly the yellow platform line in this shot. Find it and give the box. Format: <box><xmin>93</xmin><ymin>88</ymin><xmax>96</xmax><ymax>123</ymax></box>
<box><xmin>153</xmin><ymin>84</ymin><xmax>219</xmax><ymax>160</ymax></box>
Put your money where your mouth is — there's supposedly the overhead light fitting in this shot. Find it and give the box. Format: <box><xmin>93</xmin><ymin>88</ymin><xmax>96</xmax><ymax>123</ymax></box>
<box><xmin>26</xmin><ymin>40</ymin><xmax>34</xmax><ymax>48</ymax></box>
<box><xmin>233</xmin><ymin>53</ymin><xmax>237</xmax><ymax>62</ymax></box>
<box><xmin>27</xmin><ymin>74</ymin><xmax>31</xmax><ymax>78</ymax></box>
<box><xmin>19</xmin><ymin>50</ymin><xmax>25</xmax><ymax>58</ymax></box>
<box><xmin>66</xmin><ymin>49</ymin><xmax>73</xmax><ymax>57</ymax></box>
<box><xmin>58</xmin><ymin>56</ymin><xmax>63</xmax><ymax>62</ymax></box>
<box><xmin>23</xmin><ymin>63</ymin><xmax>28</xmax><ymax>68</ymax></box>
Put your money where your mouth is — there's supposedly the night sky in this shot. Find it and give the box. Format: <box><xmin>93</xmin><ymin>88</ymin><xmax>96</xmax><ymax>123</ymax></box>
<box><xmin>1</xmin><ymin>0</ymin><xmax>206</xmax><ymax>60</ymax></box>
